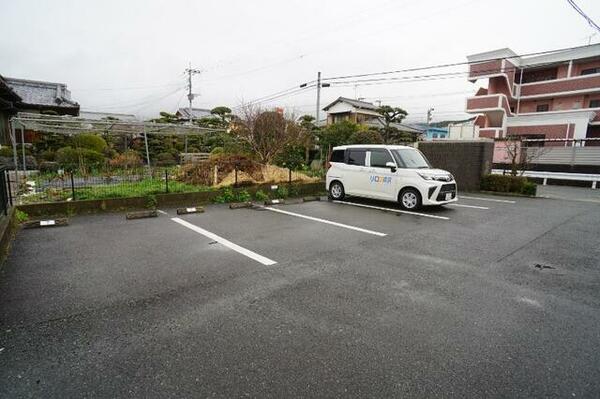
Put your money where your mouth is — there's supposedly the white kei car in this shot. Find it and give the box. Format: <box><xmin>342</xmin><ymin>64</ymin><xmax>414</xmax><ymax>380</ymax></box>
<box><xmin>326</xmin><ymin>144</ymin><xmax>458</xmax><ymax>210</ymax></box>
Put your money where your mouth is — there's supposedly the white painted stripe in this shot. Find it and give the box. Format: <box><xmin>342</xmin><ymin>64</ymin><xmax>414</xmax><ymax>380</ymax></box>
<box><xmin>449</xmin><ymin>203</ymin><xmax>490</xmax><ymax>210</ymax></box>
<box><xmin>263</xmin><ymin>206</ymin><xmax>387</xmax><ymax>236</ymax></box>
<box><xmin>460</xmin><ymin>195</ymin><xmax>516</xmax><ymax>204</ymax></box>
<box><xmin>171</xmin><ymin>217</ymin><xmax>277</xmax><ymax>266</ymax></box>
<box><xmin>333</xmin><ymin>200</ymin><xmax>450</xmax><ymax>221</ymax></box>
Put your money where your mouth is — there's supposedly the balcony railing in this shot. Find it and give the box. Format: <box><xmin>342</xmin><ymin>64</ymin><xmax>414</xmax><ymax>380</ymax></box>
<box><xmin>466</xmin><ymin>94</ymin><xmax>512</xmax><ymax>115</ymax></box>
<box><xmin>468</xmin><ymin>60</ymin><xmax>503</xmax><ymax>80</ymax></box>
<box><xmin>519</xmin><ymin>73</ymin><xmax>600</xmax><ymax>97</ymax></box>
<box><xmin>479</xmin><ymin>128</ymin><xmax>503</xmax><ymax>139</ymax></box>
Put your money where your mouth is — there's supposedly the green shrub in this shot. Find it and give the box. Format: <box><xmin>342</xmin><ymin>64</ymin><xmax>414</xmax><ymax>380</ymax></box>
<box><xmin>71</xmin><ymin>134</ymin><xmax>107</xmax><ymax>153</ymax></box>
<box><xmin>40</xmin><ymin>149</ymin><xmax>56</xmax><ymax>161</ymax></box>
<box><xmin>236</xmin><ymin>190</ymin><xmax>251</xmax><ymax>202</ymax></box>
<box><xmin>210</xmin><ymin>147</ymin><xmax>224</xmax><ymax>155</ymax></box>
<box><xmin>39</xmin><ymin>161</ymin><xmax>59</xmax><ymax>173</ymax></box>
<box><xmin>276</xmin><ymin>186</ymin><xmax>289</xmax><ymax>198</ymax></box>
<box><xmin>0</xmin><ymin>147</ymin><xmax>13</xmax><ymax>157</ymax></box>
<box><xmin>214</xmin><ymin>187</ymin><xmax>236</xmax><ymax>203</ymax></box>
<box><xmin>145</xmin><ymin>194</ymin><xmax>157</xmax><ymax>209</ymax></box>
<box><xmin>56</xmin><ymin>147</ymin><xmax>105</xmax><ymax>171</ymax></box>
<box><xmin>15</xmin><ymin>209</ymin><xmax>29</xmax><ymax>223</ymax></box>
<box><xmin>254</xmin><ymin>189</ymin><xmax>269</xmax><ymax>201</ymax></box>
<box><xmin>156</xmin><ymin>152</ymin><xmax>176</xmax><ymax>167</ymax></box>
<box><xmin>480</xmin><ymin>174</ymin><xmax>537</xmax><ymax>196</ymax></box>
<box><xmin>522</xmin><ymin>181</ymin><xmax>537</xmax><ymax>196</ymax></box>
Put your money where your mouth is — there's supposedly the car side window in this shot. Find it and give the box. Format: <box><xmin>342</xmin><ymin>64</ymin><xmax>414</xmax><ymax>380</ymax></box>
<box><xmin>369</xmin><ymin>150</ymin><xmax>394</xmax><ymax>168</ymax></box>
<box><xmin>346</xmin><ymin>149</ymin><xmax>366</xmax><ymax>166</ymax></box>
<box><xmin>330</xmin><ymin>149</ymin><xmax>345</xmax><ymax>163</ymax></box>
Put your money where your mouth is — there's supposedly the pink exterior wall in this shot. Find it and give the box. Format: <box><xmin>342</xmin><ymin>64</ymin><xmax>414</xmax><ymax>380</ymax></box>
<box><xmin>503</xmin><ymin>60</ymin><xmax>516</xmax><ymax>88</ymax></box>
<box><xmin>520</xmin><ymin>74</ymin><xmax>600</xmax><ymax>96</ymax></box>
<box><xmin>572</xmin><ymin>60</ymin><xmax>600</xmax><ymax>75</ymax></box>
<box><xmin>493</xmin><ymin>141</ymin><xmax>521</xmax><ymax>163</ymax></box>
<box><xmin>470</xmin><ymin>60</ymin><xmax>502</xmax><ymax>78</ymax></box>
<box><xmin>518</xmin><ymin>99</ymin><xmax>553</xmax><ymax>113</ymax></box>
<box><xmin>467</xmin><ymin>96</ymin><xmax>499</xmax><ymax>110</ymax></box>
<box><xmin>488</xmin><ymin>77</ymin><xmax>512</xmax><ymax>98</ymax></box>
<box><xmin>556</xmin><ymin>64</ymin><xmax>569</xmax><ymax>79</ymax></box>
<box><xmin>506</xmin><ymin>124</ymin><xmax>570</xmax><ymax>145</ymax></box>
<box><xmin>518</xmin><ymin>94</ymin><xmax>600</xmax><ymax>113</ymax></box>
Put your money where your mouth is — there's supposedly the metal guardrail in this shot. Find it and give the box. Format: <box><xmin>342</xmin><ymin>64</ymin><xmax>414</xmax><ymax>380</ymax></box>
<box><xmin>492</xmin><ymin>169</ymin><xmax>599</xmax><ymax>189</ymax></box>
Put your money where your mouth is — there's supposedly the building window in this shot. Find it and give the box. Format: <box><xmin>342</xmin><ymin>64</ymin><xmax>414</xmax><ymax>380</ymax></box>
<box><xmin>432</xmin><ymin>133</ymin><xmax>438</xmax><ymax>138</ymax></box>
<box><xmin>536</xmin><ymin>104</ymin><xmax>549</xmax><ymax>112</ymax></box>
<box><xmin>590</xmin><ymin>99</ymin><xmax>600</xmax><ymax>108</ymax></box>
<box><xmin>581</xmin><ymin>67</ymin><xmax>600</xmax><ymax>76</ymax></box>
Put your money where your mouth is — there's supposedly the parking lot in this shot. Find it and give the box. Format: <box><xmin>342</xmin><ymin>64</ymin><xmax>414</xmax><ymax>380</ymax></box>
<box><xmin>1</xmin><ymin>193</ymin><xmax>600</xmax><ymax>397</ymax></box>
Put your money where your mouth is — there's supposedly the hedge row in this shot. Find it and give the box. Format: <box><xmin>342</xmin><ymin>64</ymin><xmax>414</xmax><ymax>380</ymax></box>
<box><xmin>480</xmin><ymin>174</ymin><xmax>537</xmax><ymax>196</ymax></box>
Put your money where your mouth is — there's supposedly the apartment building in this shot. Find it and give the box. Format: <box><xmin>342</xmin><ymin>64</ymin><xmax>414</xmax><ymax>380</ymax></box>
<box><xmin>465</xmin><ymin>44</ymin><xmax>600</xmax><ymax>145</ymax></box>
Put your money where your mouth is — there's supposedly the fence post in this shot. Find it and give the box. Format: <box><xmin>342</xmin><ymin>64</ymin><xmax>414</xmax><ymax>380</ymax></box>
<box><xmin>165</xmin><ymin>169</ymin><xmax>169</xmax><ymax>193</ymax></box>
<box><xmin>288</xmin><ymin>168</ymin><xmax>292</xmax><ymax>184</ymax></box>
<box><xmin>234</xmin><ymin>164</ymin><xmax>238</xmax><ymax>187</ymax></box>
<box><xmin>6</xmin><ymin>170</ymin><xmax>13</xmax><ymax>206</ymax></box>
<box><xmin>70</xmin><ymin>172</ymin><xmax>76</xmax><ymax>200</ymax></box>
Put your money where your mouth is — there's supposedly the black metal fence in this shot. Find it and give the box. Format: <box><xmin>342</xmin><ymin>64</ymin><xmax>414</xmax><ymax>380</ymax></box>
<box><xmin>15</xmin><ymin>167</ymin><xmax>206</xmax><ymax>204</ymax></box>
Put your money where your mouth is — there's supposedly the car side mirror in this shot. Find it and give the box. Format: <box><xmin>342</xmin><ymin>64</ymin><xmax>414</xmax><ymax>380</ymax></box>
<box><xmin>385</xmin><ymin>161</ymin><xmax>397</xmax><ymax>172</ymax></box>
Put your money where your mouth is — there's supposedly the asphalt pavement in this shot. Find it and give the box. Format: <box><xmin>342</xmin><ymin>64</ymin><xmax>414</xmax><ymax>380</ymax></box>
<box><xmin>1</xmin><ymin>193</ymin><xmax>599</xmax><ymax>398</ymax></box>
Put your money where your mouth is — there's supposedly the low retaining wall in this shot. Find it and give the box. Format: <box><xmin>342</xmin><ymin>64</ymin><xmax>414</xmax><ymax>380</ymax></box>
<box><xmin>17</xmin><ymin>181</ymin><xmax>326</xmax><ymax>218</ymax></box>
<box><xmin>0</xmin><ymin>208</ymin><xmax>18</xmax><ymax>266</ymax></box>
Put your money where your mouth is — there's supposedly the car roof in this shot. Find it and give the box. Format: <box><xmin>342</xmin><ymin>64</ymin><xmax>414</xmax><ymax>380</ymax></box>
<box><xmin>332</xmin><ymin>144</ymin><xmax>415</xmax><ymax>150</ymax></box>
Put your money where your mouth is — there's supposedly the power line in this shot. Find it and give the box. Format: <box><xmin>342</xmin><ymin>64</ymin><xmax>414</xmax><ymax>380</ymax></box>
<box><xmin>234</xmin><ymin>84</ymin><xmax>315</xmax><ymax>109</ymax></box>
<box><xmin>75</xmin><ymin>82</ymin><xmax>183</xmax><ymax>92</ymax></box>
<box><xmin>321</xmin><ymin>43</ymin><xmax>600</xmax><ymax>82</ymax></box>
<box><xmin>89</xmin><ymin>86</ymin><xmax>186</xmax><ymax>110</ymax></box>
<box><xmin>566</xmin><ymin>0</ymin><xmax>600</xmax><ymax>33</ymax></box>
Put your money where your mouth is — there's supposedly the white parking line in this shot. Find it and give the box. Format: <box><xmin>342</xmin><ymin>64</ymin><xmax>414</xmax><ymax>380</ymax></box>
<box><xmin>459</xmin><ymin>195</ymin><xmax>516</xmax><ymax>204</ymax></box>
<box><xmin>449</xmin><ymin>203</ymin><xmax>490</xmax><ymax>210</ymax></box>
<box><xmin>171</xmin><ymin>217</ymin><xmax>277</xmax><ymax>266</ymax></box>
<box><xmin>332</xmin><ymin>201</ymin><xmax>450</xmax><ymax>220</ymax></box>
<box><xmin>262</xmin><ymin>206</ymin><xmax>387</xmax><ymax>237</ymax></box>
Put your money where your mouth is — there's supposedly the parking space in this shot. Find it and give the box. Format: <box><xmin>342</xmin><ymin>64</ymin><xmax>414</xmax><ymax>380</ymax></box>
<box><xmin>1</xmin><ymin>193</ymin><xmax>600</xmax><ymax>397</ymax></box>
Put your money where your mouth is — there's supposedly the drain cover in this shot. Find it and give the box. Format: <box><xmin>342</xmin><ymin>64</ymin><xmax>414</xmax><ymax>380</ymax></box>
<box><xmin>533</xmin><ymin>263</ymin><xmax>555</xmax><ymax>270</ymax></box>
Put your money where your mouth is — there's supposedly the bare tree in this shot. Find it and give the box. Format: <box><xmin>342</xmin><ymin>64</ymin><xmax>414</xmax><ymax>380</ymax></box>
<box><xmin>502</xmin><ymin>136</ymin><xmax>550</xmax><ymax>176</ymax></box>
<box><xmin>233</xmin><ymin>105</ymin><xmax>305</xmax><ymax>164</ymax></box>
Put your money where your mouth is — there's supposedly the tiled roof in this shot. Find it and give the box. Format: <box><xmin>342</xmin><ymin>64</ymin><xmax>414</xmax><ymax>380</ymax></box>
<box><xmin>176</xmin><ymin>107</ymin><xmax>212</xmax><ymax>119</ymax></box>
<box><xmin>80</xmin><ymin>111</ymin><xmax>138</xmax><ymax>121</ymax></box>
<box><xmin>0</xmin><ymin>75</ymin><xmax>22</xmax><ymax>103</ymax></box>
<box><xmin>4</xmin><ymin>77</ymin><xmax>78</xmax><ymax>109</ymax></box>
<box><xmin>322</xmin><ymin>97</ymin><xmax>379</xmax><ymax>111</ymax></box>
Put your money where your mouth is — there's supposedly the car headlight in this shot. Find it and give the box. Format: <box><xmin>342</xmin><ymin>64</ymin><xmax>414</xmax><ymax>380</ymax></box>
<box><xmin>417</xmin><ymin>173</ymin><xmax>433</xmax><ymax>180</ymax></box>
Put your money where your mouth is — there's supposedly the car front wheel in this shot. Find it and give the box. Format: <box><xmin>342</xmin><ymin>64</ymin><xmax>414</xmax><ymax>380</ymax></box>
<box><xmin>399</xmin><ymin>188</ymin><xmax>421</xmax><ymax>210</ymax></box>
<box><xmin>329</xmin><ymin>181</ymin><xmax>345</xmax><ymax>201</ymax></box>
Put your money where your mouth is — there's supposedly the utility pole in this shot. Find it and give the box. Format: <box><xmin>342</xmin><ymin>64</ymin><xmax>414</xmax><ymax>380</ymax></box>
<box><xmin>185</xmin><ymin>63</ymin><xmax>201</xmax><ymax>153</ymax></box>
<box><xmin>315</xmin><ymin>71</ymin><xmax>321</xmax><ymax>125</ymax></box>
<box><xmin>301</xmin><ymin>72</ymin><xmax>328</xmax><ymax>125</ymax></box>
<box><xmin>427</xmin><ymin>107</ymin><xmax>434</xmax><ymax>136</ymax></box>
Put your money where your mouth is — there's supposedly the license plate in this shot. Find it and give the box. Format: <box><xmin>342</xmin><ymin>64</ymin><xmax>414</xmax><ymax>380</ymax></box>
<box><xmin>445</xmin><ymin>193</ymin><xmax>452</xmax><ymax>201</ymax></box>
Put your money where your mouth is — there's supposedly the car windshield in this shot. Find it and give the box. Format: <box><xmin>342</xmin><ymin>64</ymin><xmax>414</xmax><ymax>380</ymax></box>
<box><xmin>391</xmin><ymin>149</ymin><xmax>431</xmax><ymax>169</ymax></box>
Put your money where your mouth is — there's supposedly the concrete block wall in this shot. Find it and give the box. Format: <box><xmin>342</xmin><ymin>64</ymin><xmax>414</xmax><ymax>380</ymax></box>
<box><xmin>417</xmin><ymin>140</ymin><xmax>494</xmax><ymax>191</ymax></box>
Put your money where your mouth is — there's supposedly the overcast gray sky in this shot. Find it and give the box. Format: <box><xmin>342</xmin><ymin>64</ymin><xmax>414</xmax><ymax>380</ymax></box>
<box><xmin>2</xmin><ymin>0</ymin><xmax>599</xmax><ymax>122</ymax></box>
